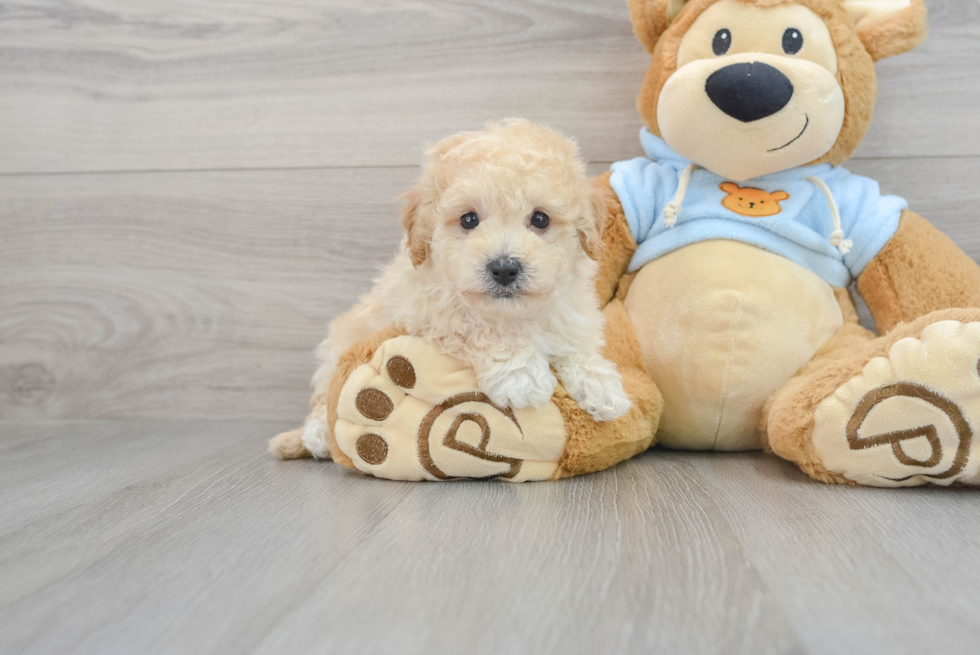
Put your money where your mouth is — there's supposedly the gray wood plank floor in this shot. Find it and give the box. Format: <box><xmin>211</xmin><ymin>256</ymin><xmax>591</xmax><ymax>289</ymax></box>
<box><xmin>3</xmin><ymin>1</ymin><xmax>979</xmax><ymax>653</ymax></box>
<box><xmin>2</xmin><ymin>420</ymin><xmax>978</xmax><ymax>655</ymax></box>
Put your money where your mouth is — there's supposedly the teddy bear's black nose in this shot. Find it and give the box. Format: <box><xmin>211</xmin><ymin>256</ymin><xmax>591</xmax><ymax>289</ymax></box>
<box><xmin>488</xmin><ymin>258</ymin><xmax>522</xmax><ymax>287</ymax></box>
<box><xmin>705</xmin><ymin>62</ymin><xmax>794</xmax><ymax>123</ymax></box>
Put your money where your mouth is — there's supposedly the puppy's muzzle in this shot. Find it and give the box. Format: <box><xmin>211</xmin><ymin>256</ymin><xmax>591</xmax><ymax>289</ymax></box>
<box><xmin>487</xmin><ymin>257</ymin><xmax>522</xmax><ymax>288</ymax></box>
<box><xmin>706</xmin><ymin>62</ymin><xmax>794</xmax><ymax>123</ymax></box>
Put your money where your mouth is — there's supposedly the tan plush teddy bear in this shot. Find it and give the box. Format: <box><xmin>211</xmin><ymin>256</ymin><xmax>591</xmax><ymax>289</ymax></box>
<box><xmin>273</xmin><ymin>0</ymin><xmax>980</xmax><ymax>487</ymax></box>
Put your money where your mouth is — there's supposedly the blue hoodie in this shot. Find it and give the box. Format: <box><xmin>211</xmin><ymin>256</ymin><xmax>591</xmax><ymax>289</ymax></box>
<box><xmin>609</xmin><ymin>128</ymin><xmax>908</xmax><ymax>288</ymax></box>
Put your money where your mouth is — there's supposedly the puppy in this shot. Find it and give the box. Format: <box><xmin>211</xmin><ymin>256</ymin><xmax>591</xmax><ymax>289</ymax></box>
<box><xmin>294</xmin><ymin>119</ymin><xmax>630</xmax><ymax>459</ymax></box>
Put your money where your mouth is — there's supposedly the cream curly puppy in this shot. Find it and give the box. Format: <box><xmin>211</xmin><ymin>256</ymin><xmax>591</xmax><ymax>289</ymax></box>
<box><xmin>290</xmin><ymin>119</ymin><xmax>631</xmax><ymax>459</ymax></box>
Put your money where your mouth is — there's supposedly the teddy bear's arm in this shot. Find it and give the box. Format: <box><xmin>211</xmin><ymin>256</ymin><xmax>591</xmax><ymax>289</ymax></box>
<box><xmin>856</xmin><ymin>210</ymin><xmax>980</xmax><ymax>334</ymax></box>
<box><xmin>593</xmin><ymin>172</ymin><xmax>638</xmax><ymax>306</ymax></box>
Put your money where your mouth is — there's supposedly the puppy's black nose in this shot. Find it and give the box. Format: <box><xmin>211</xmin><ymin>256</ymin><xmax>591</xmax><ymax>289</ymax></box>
<box><xmin>705</xmin><ymin>62</ymin><xmax>794</xmax><ymax>123</ymax></box>
<box><xmin>488</xmin><ymin>258</ymin><xmax>522</xmax><ymax>287</ymax></box>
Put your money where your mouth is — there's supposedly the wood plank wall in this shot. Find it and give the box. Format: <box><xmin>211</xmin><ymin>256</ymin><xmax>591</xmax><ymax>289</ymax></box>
<box><xmin>2</xmin><ymin>0</ymin><xmax>978</xmax><ymax>421</ymax></box>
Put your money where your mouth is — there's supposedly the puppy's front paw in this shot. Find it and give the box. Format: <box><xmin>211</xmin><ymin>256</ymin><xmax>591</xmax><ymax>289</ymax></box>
<box><xmin>480</xmin><ymin>362</ymin><xmax>557</xmax><ymax>410</ymax></box>
<box><xmin>560</xmin><ymin>360</ymin><xmax>631</xmax><ymax>422</ymax></box>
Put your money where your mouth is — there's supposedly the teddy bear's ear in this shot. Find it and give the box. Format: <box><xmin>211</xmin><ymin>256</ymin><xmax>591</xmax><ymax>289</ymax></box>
<box><xmin>400</xmin><ymin>186</ymin><xmax>430</xmax><ymax>268</ymax></box>
<box><xmin>719</xmin><ymin>182</ymin><xmax>739</xmax><ymax>194</ymax></box>
<box><xmin>629</xmin><ymin>0</ymin><xmax>689</xmax><ymax>54</ymax></box>
<box><xmin>841</xmin><ymin>0</ymin><xmax>928</xmax><ymax>62</ymax></box>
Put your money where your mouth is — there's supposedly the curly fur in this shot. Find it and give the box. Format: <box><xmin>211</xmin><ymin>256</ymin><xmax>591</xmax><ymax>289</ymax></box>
<box><xmin>276</xmin><ymin>120</ymin><xmax>631</xmax><ymax>459</ymax></box>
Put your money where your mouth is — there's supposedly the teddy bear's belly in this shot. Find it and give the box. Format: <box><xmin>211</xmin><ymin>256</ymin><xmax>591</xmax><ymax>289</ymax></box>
<box><xmin>623</xmin><ymin>240</ymin><xmax>845</xmax><ymax>451</ymax></box>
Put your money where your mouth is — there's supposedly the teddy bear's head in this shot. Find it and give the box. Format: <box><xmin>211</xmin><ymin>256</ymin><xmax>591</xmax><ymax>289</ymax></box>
<box><xmin>628</xmin><ymin>0</ymin><xmax>927</xmax><ymax>181</ymax></box>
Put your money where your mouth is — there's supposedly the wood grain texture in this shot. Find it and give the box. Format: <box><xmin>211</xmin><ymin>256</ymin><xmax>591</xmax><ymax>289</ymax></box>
<box><xmin>4</xmin><ymin>158</ymin><xmax>980</xmax><ymax>421</ymax></box>
<box><xmin>253</xmin><ymin>454</ymin><xmax>802</xmax><ymax>655</ymax></box>
<box><xmin>0</xmin><ymin>422</ymin><xmax>804</xmax><ymax>655</ymax></box>
<box><xmin>0</xmin><ymin>422</ymin><xmax>416</xmax><ymax>655</ymax></box>
<box><xmin>3</xmin><ymin>2</ymin><xmax>979</xmax><ymax>653</ymax></box>
<box><xmin>2</xmin><ymin>422</ymin><xmax>978</xmax><ymax>654</ymax></box>
<box><xmin>0</xmin><ymin>419</ymin><xmax>282</xmax><ymax>535</ymax></box>
<box><xmin>687</xmin><ymin>452</ymin><xmax>980</xmax><ymax>655</ymax></box>
<box><xmin>0</xmin><ymin>0</ymin><xmax>977</xmax><ymax>174</ymax></box>
<box><xmin>0</xmin><ymin>167</ymin><xmax>413</xmax><ymax>420</ymax></box>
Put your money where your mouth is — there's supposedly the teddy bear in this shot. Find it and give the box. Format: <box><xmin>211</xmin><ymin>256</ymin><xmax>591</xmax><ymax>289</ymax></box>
<box><xmin>271</xmin><ymin>0</ymin><xmax>980</xmax><ymax>487</ymax></box>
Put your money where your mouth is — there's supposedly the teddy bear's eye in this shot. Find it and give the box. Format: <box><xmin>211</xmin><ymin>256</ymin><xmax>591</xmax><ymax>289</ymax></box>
<box><xmin>783</xmin><ymin>28</ymin><xmax>804</xmax><ymax>55</ymax></box>
<box><xmin>460</xmin><ymin>212</ymin><xmax>480</xmax><ymax>230</ymax></box>
<box><xmin>712</xmin><ymin>29</ymin><xmax>732</xmax><ymax>56</ymax></box>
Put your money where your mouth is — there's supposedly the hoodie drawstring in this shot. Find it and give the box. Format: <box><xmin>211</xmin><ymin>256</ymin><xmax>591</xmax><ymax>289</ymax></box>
<box><xmin>664</xmin><ymin>163</ymin><xmax>697</xmax><ymax>228</ymax></box>
<box><xmin>806</xmin><ymin>175</ymin><xmax>852</xmax><ymax>256</ymax></box>
<box><xmin>663</xmin><ymin>167</ymin><xmax>852</xmax><ymax>258</ymax></box>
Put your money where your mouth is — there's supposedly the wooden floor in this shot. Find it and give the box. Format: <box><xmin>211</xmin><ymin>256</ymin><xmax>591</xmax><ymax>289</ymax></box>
<box><xmin>3</xmin><ymin>1</ymin><xmax>980</xmax><ymax>653</ymax></box>
<box><xmin>0</xmin><ymin>421</ymin><xmax>978</xmax><ymax>654</ymax></box>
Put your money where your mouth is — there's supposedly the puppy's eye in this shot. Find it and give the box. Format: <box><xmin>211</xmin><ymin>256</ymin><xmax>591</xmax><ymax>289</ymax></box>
<box><xmin>712</xmin><ymin>29</ymin><xmax>731</xmax><ymax>56</ymax></box>
<box><xmin>460</xmin><ymin>212</ymin><xmax>480</xmax><ymax>230</ymax></box>
<box><xmin>530</xmin><ymin>211</ymin><xmax>550</xmax><ymax>230</ymax></box>
<box><xmin>782</xmin><ymin>28</ymin><xmax>803</xmax><ymax>55</ymax></box>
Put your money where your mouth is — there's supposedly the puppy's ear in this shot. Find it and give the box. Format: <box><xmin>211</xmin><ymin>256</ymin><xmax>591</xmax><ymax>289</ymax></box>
<box><xmin>842</xmin><ymin>0</ymin><xmax>928</xmax><ymax>61</ymax></box>
<box><xmin>579</xmin><ymin>179</ymin><xmax>611</xmax><ymax>261</ymax></box>
<box><xmin>400</xmin><ymin>186</ymin><xmax>430</xmax><ymax>268</ymax></box>
<box><xmin>629</xmin><ymin>0</ymin><xmax>688</xmax><ymax>54</ymax></box>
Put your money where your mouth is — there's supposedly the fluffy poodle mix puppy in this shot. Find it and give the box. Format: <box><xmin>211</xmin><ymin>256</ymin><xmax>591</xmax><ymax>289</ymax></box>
<box><xmin>291</xmin><ymin>119</ymin><xmax>631</xmax><ymax>459</ymax></box>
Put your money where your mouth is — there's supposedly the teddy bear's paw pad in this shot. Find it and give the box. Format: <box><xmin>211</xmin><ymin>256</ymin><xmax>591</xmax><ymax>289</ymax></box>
<box><xmin>813</xmin><ymin>320</ymin><xmax>980</xmax><ymax>487</ymax></box>
<box><xmin>333</xmin><ymin>336</ymin><xmax>568</xmax><ymax>482</ymax></box>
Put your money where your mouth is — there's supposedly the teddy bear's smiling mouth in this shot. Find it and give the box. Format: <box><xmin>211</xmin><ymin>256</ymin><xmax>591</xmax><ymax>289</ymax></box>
<box><xmin>768</xmin><ymin>115</ymin><xmax>809</xmax><ymax>153</ymax></box>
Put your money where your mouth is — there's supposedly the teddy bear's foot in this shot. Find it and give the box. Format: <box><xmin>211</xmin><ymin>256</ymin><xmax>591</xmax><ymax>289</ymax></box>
<box><xmin>770</xmin><ymin>311</ymin><xmax>980</xmax><ymax>487</ymax></box>
<box><xmin>332</xmin><ymin>335</ymin><xmax>569</xmax><ymax>482</ymax></box>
